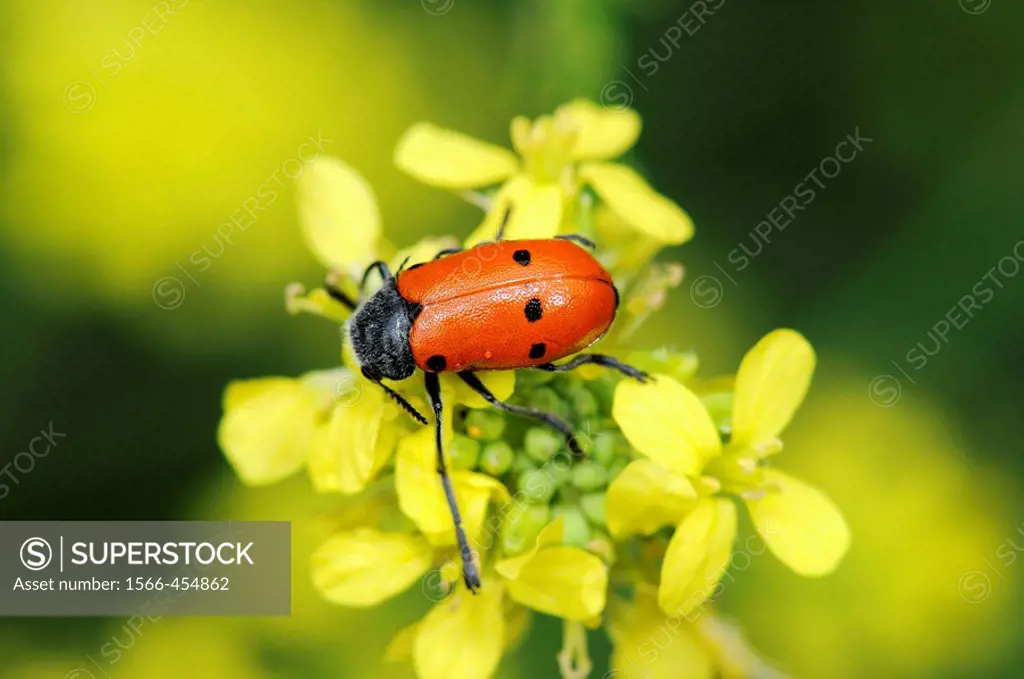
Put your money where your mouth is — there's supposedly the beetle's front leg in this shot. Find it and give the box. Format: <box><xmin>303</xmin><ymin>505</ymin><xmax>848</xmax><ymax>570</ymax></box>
<box><xmin>424</xmin><ymin>372</ymin><xmax>482</xmax><ymax>593</ymax></box>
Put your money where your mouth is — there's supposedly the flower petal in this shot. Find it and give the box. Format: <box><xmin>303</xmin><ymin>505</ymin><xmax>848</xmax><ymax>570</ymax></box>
<box><xmin>463</xmin><ymin>175</ymin><xmax>563</xmax><ymax>247</ymax></box>
<box><xmin>217</xmin><ymin>377</ymin><xmax>319</xmax><ymax>486</ymax></box>
<box><xmin>395</xmin><ymin>426</ymin><xmax>449</xmax><ymax>540</ymax></box>
<box><xmin>608</xmin><ymin>592</ymin><xmax>714</xmax><ymax>679</ymax></box>
<box><xmin>414</xmin><ymin>586</ymin><xmax>506</xmax><ymax>679</ymax></box>
<box><xmin>731</xmin><ymin>329</ymin><xmax>816</xmax><ymax>450</ymax></box>
<box><xmin>613</xmin><ymin>375</ymin><xmax>722</xmax><ymax>475</ymax></box>
<box><xmin>384</xmin><ymin>621</ymin><xmax>419</xmax><ymax>663</ymax></box>
<box><xmin>503</xmin><ymin>546</ymin><xmax>607</xmax><ymax>620</ymax></box>
<box><xmin>744</xmin><ymin>468</ymin><xmax>850</xmax><ymax>576</ymax></box>
<box><xmin>606</xmin><ymin>460</ymin><xmax>697</xmax><ymax>539</ymax></box>
<box><xmin>580</xmin><ymin>162</ymin><xmax>694</xmax><ymax>244</ymax></box>
<box><xmin>659</xmin><ymin>498</ymin><xmax>737</xmax><ymax>617</ymax></box>
<box><xmin>310</xmin><ymin>529</ymin><xmax>433</xmax><ymax>607</ymax></box>
<box><xmin>395</xmin><ymin>122</ymin><xmax>520</xmax><ymax>190</ymax></box>
<box><xmin>504</xmin><ymin>604</ymin><xmax>532</xmax><ymax>652</ymax></box>
<box><xmin>296</xmin><ymin>156</ymin><xmax>381</xmax><ymax>274</ymax></box>
<box><xmin>306</xmin><ymin>373</ymin><xmax>392</xmax><ymax>495</ymax></box>
<box><xmin>558</xmin><ymin>99</ymin><xmax>641</xmax><ymax>161</ymax></box>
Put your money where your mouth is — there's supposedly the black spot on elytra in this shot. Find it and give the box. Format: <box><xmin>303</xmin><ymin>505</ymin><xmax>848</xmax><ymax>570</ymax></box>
<box><xmin>406</xmin><ymin>262</ymin><xmax>425</xmax><ymax>271</ymax></box>
<box><xmin>524</xmin><ymin>298</ymin><xmax>543</xmax><ymax>323</ymax></box>
<box><xmin>426</xmin><ymin>355</ymin><xmax>447</xmax><ymax>372</ymax></box>
<box><xmin>513</xmin><ymin>249</ymin><xmax>531</xmax><ymax>266</ymax></box>
<box><xmin>529</xmin><ymin>343</ymin><xmax>546</xmax><ymax>359</ymax></box>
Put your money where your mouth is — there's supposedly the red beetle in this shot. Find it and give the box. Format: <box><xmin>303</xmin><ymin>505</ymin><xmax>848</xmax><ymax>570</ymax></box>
<box><xmin>325</xmin><ymin>218</ymin><xmax>646</xmax><ymax>591</ymax></box>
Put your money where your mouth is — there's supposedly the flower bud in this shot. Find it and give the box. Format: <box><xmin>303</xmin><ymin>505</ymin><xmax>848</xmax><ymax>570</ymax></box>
<box><xmin>570</xmin><ymin>387</ymin><xmax>599</xmax><ymax>418</ymax></box>
<box><xmin>449</xmin><ymin>434</ymin><xmax>481</xmax><ymax>470</ymax></box>
<box><xmin>527</xmin><ymin>387</ymin><xmax>570</xmax><ymax>421</ymax></box>
<box><xmin>479</xmin><ymin>441</ymin><xmax>515</xmax><ymax>476</ymax></box>
<box><xmin>580</xmin><ymin>492</ymin><xmax>607</xmax><ymax>527</ymax></box>
<box><xmin>591</xmin><ymin>432</ymin><xmax>620</xmax><ymax>466</ymax></box>
<box><xmin>502</xmin><ymin>503</ymin><xmax>551</xmax><ymax>556</ymax></box>
<box><xmin>525</xmin><ymin>427</ymin><xmax>562</xmax><ymax>463</ymax></box>
<box><xmin>571</xmin><ymin>460</ymin><xmax>608</xmax><ymax>491</ymax></box>
<box><xmin>607</xmin><ymin>457</ymin><xmax>627</xmax><ymax>481</ymax></box>
<box><xmin>517</xmin><ymin>468</ymin><xmax>556</xmax><ymax>504</ymax></box>
<box><xmin>552</xmin><ymin>505</ymin><xmax>591</xmax><ymax>549</ymax></box>
<box><xmin>465</xmin><ymin>409</ymin><xmax>506</xmax><ymax>441</ymax></box>
<box><xmin>511</xmin><ymin>452</ymin><xmax>537</xmax><ymax>474</ymax></box>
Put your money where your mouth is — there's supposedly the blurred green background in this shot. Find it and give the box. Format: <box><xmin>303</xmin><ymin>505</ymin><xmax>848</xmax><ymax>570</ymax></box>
<box><xmin>1</xmin><ymin>1</ymin><xmax>1022</xmax><ymax>677</ymax></box>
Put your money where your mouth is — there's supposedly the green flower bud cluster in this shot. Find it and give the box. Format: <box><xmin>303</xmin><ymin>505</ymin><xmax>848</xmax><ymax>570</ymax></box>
<box><xmin>451</xmin><ymin>371</ymin><xmax>635</xmax><ymax>562</ymax></box>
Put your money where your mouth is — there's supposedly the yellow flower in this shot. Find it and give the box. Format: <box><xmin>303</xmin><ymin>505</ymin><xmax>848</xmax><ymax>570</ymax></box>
<box><xmin>311</xmin><ymin>516</ymin><xmax>607</xmax><ymax>679</ymax></box>
<box><xmin>607</xmin><ymin>590</ymin><xmax>787</xmax><ymax>679</ymax></box>
<box><xmin>607</xmin><ymin>589</ymin><xmax>714</xmax><ymax>679</ymax></box>
<box><xmin>296</xmin><ymin>155</ymin><xmax>383</xmax><ymax>280</ymax></box>
<box><xmin>286</xmin><ymin>154</ymin><xmax>465</xmax><ymax>321</ymax></box>
<box><xmin>394</xmin><ymin>99</ymin><xmax>693</xmax><ymax>247</ymax></box>
<box><xmin>218</xmin><ymin>367</ymin><xmax>404</xmax><ymax>493</ymax></box>
<box><xmin>607</xmin><ymin>329</ymin><xmax>850</xmax><ymax>616</ymax></box>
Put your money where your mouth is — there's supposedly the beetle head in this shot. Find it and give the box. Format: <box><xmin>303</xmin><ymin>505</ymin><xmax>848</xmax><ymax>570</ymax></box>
<box><xmin>347</xmin><ymin>280</ymin><xmax>420</xmax><ymax>381</ymax></box>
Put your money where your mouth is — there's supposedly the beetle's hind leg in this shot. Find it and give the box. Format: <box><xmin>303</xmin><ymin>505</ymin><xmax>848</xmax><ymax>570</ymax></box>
<box><xmin>458</xmin><ymin>371</ymin><xmax>583</xmax><ymax>456</ymax></box>
<box><xmin>425</xmin><ymin>372</ymin><xmax>482</xmax><ymax>593</ymax></box>
<box><xmin>536</xmin><ymin>354</ymin><xmax>649</xmax><ymax>383</ymax></box>
<box><xmin>433</xmin><ymin>248</ymin><xmax>464</xmax><ymax>260</ymax></box>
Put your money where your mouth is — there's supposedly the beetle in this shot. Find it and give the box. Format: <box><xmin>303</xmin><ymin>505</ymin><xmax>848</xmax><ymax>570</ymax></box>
<box><xmin>323</xmin><ymin>217</ymin><xmax>647</xmax><ymax>592</ymax></box>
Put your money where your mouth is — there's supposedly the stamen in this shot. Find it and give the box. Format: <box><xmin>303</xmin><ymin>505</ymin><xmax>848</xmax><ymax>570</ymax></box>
<box><xmin>753</xmin><ymin>437</ymin><xmax>784</xmax><ymax>457</ymax></box>
<box><xmin>736</xmin><ymin>458</ymin><xmax>758</xmax><ymax>475</ymax></box>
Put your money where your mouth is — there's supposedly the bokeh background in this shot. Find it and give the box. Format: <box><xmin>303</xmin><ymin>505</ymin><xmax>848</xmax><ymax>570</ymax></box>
<box><xmin>2</xmin><ymin>1</ymin><xmax>1022</xmax><ymax>677</ymax></box>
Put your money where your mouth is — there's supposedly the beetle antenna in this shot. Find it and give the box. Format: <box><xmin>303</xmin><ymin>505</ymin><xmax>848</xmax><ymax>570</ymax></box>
<box><xmin>555</xmin><ymin>233</ymin><xmax>597</xmax><ymax>250</ymax></box>
<box><xmin>323</xmin><ymin>272</ymin><xmax>357</xmax><ymax>310</ymax></box>
<box><xmin>359</xmin><ymin>260</ymin><xmax>393</xmax><ymax>297</ymax></box>
<box><xmin>494</xmin><ymin>205</ymin><xmax>512</xmax><ymax>241</ymax></box>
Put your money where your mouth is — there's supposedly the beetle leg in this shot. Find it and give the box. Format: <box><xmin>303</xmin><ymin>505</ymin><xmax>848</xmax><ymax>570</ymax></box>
<box><xmin>536</xmin><ymin>354</ymin><xmax>649</xmax><ymax>383</ymax></box>
<box><xmin>425</xmin><ymin>372</ymin><xmax>482</xmax><ymax>593</ymax></box>
<box><xmin>458</xmin><ymin>371</ymin><xmax>584</xmax><ymax>456</ymax></box>
<box><xmin>361</xmin><ymin>368</ymin><xmax>428</xmax><ymax>425</ymax></box>
<box><xmin>359</xmin><ymin>260</ymin><xmax>393</xmax><ymax>298</ymax></box>
<box><xmin>555</xmin><ymin>234</ymin><xmax>597</xmax><ymax>250</ymax></box>
<box><xmin>432</xmin><ymin>248</ymin><xmax>464</xmax><ymax>260</ymax></box>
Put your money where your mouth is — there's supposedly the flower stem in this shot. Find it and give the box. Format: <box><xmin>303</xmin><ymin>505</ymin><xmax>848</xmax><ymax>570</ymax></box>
<box><xmin>557</xmin><ymin>620</ymin><xmax>592</xmax><ymax>679</ymax></box>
